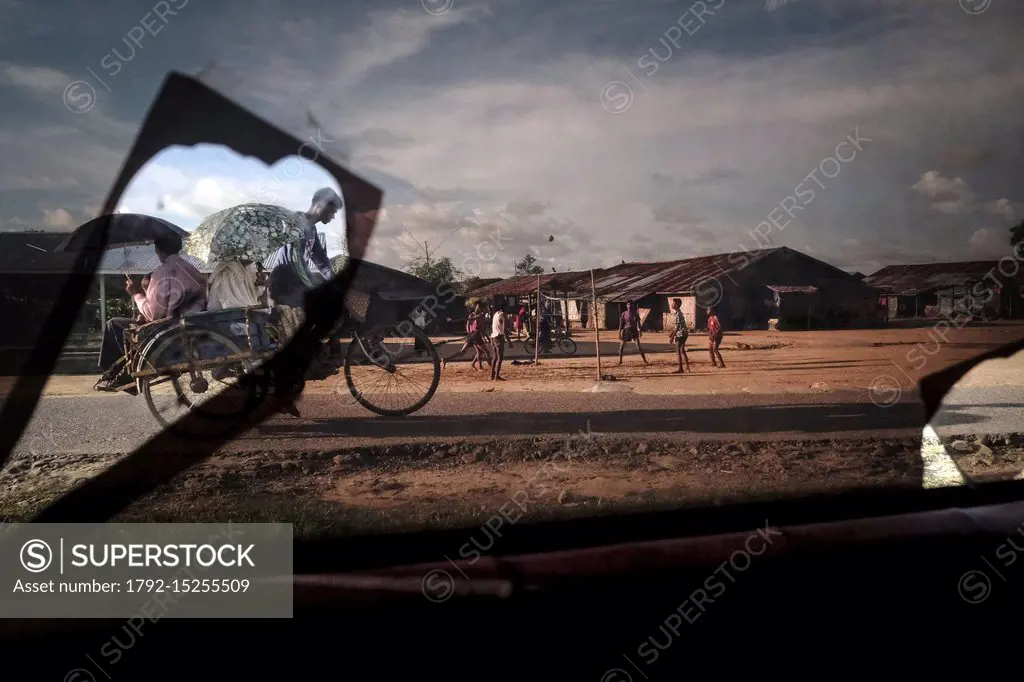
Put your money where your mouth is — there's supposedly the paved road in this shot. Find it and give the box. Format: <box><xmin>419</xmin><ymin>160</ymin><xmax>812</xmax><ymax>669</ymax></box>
<box><xmin>6</xmin><ymin>383</ymin><xmax>1020</xmax><ymax>460</ymax></box>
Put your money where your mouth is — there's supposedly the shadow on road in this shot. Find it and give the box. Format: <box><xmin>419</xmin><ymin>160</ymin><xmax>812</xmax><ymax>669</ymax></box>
<box><xmin>246</xmin><ymin>401</ymin><xmax>991</xmax><ymax>442</ymax></box>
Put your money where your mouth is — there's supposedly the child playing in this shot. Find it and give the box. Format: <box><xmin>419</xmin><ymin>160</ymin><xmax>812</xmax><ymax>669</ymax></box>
<box><xmin>706</xmin><ymin>306</ymin><xmax>725</xmax><ymax>368</ymax></box>
<box><xmin>442</xmin><ymin>301</ymin><xmax>492</xmax><ymax>371</ymax></box>
<box><xmin>669</xmin><ymin>298</ymin><xmax>691</xmax><ymax>373</ymax></box>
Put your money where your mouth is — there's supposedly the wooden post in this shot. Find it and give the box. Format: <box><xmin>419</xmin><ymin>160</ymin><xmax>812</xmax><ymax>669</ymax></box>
<box><xmin>533</xmin><ymin>274</ymin><xmax>541</xmax><ymax>364</ymax></box>
<box><xmin>591</xmin><ymin>269</ymin><xmax>602</xmax><ymax>379</ymax></box>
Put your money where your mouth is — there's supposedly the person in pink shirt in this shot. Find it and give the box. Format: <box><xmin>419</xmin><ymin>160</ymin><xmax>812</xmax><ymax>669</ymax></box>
<box><xmin>95</xmin><ymin>233</ymin><xmax>207</xmax><ymax>391</ymax></box>
<box><xmin>706</xmin><ymin>306</ymin><xmax>726</xmax><ymax>368</ymax></box>
<box><xmin>441</xmin><ymin>301</ymin><xmax>492</xmax><ymax>371</ymax></box>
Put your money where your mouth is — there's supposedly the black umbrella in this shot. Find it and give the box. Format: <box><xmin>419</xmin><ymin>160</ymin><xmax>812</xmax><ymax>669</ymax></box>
<box><xmin>54</xmin><ymin>213</ymin><xmax>189</xmax><ymax>252</ymax></box>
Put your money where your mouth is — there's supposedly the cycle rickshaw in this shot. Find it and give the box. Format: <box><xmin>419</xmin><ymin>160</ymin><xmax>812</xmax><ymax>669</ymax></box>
<box><xmin>121</xmin><ymin>287</ymin><xmax>441</xmax><ymax>436</ymax></box>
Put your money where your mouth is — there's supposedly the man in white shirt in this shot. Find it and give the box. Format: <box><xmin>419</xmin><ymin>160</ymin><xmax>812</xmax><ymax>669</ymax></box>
<box><xmin>489</xmin><ymin>300</ymin><xmax>507</xmax><ymax>381</ymax></box>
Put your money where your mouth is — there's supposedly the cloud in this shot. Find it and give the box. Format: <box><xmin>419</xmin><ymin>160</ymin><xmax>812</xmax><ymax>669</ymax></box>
<box><xmin>354</xmin><ymin>128</ymin><xmax>416</xmax><ymax>149</ymax></box>
<box><xmin>912</xmin><ymin>171</ymin><xmax>972</xmax><ymax>199</ymax></box>
<box><xmin>829</xmin><ymin>234</ymin><xmax>939</xmax><ymax>274</ymax></box>
<box><xmin>373</xmin><ymin>197</ymin><xmax>594</xmax><ymax>276</ymax></box>
<box><xmin>3</xmin><ymin>0</ymin><xmax>1024</xmax><ymax>280</ymax></box>
<box><xmin>931</xmin><ymin>200</ymin><xmax>971</xmax><ymax>215</ymax></box>
<box><xmin>985</xmin><ymin>198</ymin><xmax>1016</xmax><ymax>221</ymax></box>
<box><xmin>41</xmin><ymin>208</ymin><xmax>73</xmax><ymax>228</ymax></box>
<box><xmin>652</xmin><ymin>204</ymin><xmax>705</xmax><ymax>226</ymax></box>
<box><xmin>967</xmin><ymin>227</ymin><xmax>1008</xmax><ymax>259</ymax></box>
<box><xmin>1</xmin><ymin>63</ymin><xmax>69</xmax><ymax>92</ymax></box>
<box><xmin>911</xmin><ymin>172</ymin><xmax>1020</xmax><ymax>220</ymax></box>
<box><xmin>678</xmin><ymin>169</ymin><xmax>743</xmax><ymax>187</ymax></box>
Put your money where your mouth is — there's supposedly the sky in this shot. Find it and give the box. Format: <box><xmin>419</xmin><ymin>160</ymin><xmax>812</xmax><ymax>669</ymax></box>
<box><xmin>0</xmin><ymin>0</ymin><xmax>1022</xmax><ymax>276</ymax></box>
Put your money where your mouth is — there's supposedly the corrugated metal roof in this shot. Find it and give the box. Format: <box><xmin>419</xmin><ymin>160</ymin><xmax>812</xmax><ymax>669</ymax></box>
<box><xmin>767</xmin><ymin>284</ymin><xmax>818</xmax><ymax>293</ymax></box>
<box><xmin>573</xmin><ymin>248</ymin><xmax>782</xmax><ymax>302</ymax></box>
<box><xmin>863</xmin><ymin>261</ymin><xmax>1001</xmax><ymax>295</ymax></box>
<box><xmin>467</xmin><ymin>250</ymin><xmax>787</xmax><ymax>301</ymax></box>
<box><xmin>97</xmin><ymin>245</ymin><xmax>212</xmax><ymax>274</ymax></box>
<box><xmin>468</xmin><ymin>271</ymin><xmax>590</xmax><ymax>297</ymax></box>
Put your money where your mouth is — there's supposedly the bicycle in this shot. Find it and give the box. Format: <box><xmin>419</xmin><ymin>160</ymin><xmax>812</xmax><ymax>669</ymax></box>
<box><xmin>523</xmin><ymin>327</ymin><xmax>577</xmax><ymax>356</ymax></box>
<box><xmin>119</xmin><ymin>290</ymin><xmax>440</xmax><ymax>437</ymax></box>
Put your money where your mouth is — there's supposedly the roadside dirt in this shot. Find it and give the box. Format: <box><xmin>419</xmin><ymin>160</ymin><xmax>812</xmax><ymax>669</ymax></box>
<box><xmin>4</xmin><ymin>433</ymin><xmax>1023</xmax><ymax>537</ymax></box>
<box><xmin>1</xmin><ymin>324</ymin><xmax>1020</xmax><ymax>535</ymax></box>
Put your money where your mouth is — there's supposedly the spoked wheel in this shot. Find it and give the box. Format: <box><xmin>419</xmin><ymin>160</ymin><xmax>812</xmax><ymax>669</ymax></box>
<box><xmin>343</xmin><ymin>324</ymin><xmax>440</xmax><ymax>416</ymax></box>
<box><xmin>557</xmin><ymin>337</ymin><xmax>578</xmax><ymax>355</ymax></box>
<box><xmin>138</xmin><ymin>326</ymin><xmax>265</xmax><ymax>437</ymax></box>
<box><xmin>523</xmin><ymin>337</ymin><xmax>556</xmax><ymax>356</ymax></box>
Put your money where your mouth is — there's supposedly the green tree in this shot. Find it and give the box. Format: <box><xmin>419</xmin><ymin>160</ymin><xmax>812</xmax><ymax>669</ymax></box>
<box><xmin>399</xmin><ymin>238</ymin><xmax>463</xmax><ymax>286</ymax></box>
<box><xmin>1011</xmin><ymin>219</ymin><xmax>1024</xmax><ymax>247</ymax></box>
<box><xmin>406</xmin><ymin>256</ymin><xmax>462</xmax><ymax>285</ymax></box>
<box><xmin>514</xmin><ymin>253</ymin><xmax>545</xmax><ymax>276</ymax></box>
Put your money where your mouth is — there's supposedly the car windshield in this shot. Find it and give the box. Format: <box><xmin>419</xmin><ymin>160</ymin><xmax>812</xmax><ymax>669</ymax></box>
<box><xmin>1</xmin><ymin>0</ymin><xmax>1023</xmax><ymax>539</ymax></box>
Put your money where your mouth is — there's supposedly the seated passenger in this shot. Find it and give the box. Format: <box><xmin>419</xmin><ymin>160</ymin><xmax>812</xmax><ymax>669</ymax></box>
<box><xmin>133</xmin><ymin>272</ymin><xmax>152</xmax><ymax>323</ymax></box>
<box><xmin>207</xmin><ymin>260</ymin><xmax>260</xmax><ymax>311</ymax></box>
<box><xmin>94</xmin><ymin>233</ymin><xmax>207</xmax><ymax>392</ymax></box>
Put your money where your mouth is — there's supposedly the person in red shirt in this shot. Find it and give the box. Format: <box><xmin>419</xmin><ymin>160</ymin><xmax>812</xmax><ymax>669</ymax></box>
<box><xmin>706</xmin><ymin>307</ymin><xmax>725</xmax><ymax>368</ymax></box>
<box><xmin>441</xmin><ymin>301</ymin><xmax>492</xmax><ymax>371</ymax></box>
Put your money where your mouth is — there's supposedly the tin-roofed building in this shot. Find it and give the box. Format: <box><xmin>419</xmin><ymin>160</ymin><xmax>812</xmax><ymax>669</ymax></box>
<box><xmin>469</xmin><ymin>247</ymin><xmax>885</xmax><ymax>331</ymax></box>
<box><xmin>863</xmin><ymin>261</ymin><xmax>1023</xmax><ymax>319</ymax></box>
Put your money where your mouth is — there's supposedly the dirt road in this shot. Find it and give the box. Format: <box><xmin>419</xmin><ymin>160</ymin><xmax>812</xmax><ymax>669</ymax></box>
<box><xmin>1</xmin><ymin>324</ymin><xmax>1021</xmax><ymax>535</ymax></box>
<box><xmin>5</xmin><ymin>323</ymin><xmax>1021</xmax><ymax>399</ymax></box>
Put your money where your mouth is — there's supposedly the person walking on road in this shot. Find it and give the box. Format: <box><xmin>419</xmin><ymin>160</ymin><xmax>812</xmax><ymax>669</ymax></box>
<box><xmin>669</xmin><ymin>298</ymin><xmax>691</xmax><ymax>374</ymax></box>
<box><xmin>616</xmin><ymin>300</ymin><xmax>649</xmax><ymax>366</ymax></box>
<box><xmin>490</xmin><ymin>301</ymin><xmax>508</xmax><ymax>381</ymax></box>
<box><xmin>706</xmin><ymin>306</ymin><xmax>726</xmax><ymax>368</ymax></box>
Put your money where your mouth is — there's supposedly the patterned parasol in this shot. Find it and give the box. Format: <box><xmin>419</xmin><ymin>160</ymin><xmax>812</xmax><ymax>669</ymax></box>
<box><xmin>184</xmin><ymin>203</ymin><xmax>310</xmax><ymax>264</ymax></box>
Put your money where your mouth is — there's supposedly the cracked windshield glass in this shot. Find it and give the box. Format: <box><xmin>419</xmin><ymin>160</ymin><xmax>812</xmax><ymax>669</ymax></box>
<box><xmin>1</xmin><ymin>0</ymin><xmax>1023</xmax><ymax>537</ymax></box>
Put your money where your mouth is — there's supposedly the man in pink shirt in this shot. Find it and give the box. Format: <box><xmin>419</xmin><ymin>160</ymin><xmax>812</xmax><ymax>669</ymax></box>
<box><xmin>95</xmin><ymin>233</ymin><xmax>207</xmax><ymax>391</ymax></box>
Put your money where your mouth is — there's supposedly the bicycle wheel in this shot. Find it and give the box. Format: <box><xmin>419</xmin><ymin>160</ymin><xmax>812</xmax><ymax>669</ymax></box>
<box><xmin>523</xmin><ymin>337</ymin><xmax>536</xmax><ymax>355</ymax></box>
<box><xmin>344</xmin><ymin>324</ymin><xmax>440</xmax><ymax>416</ymax></box>
<box><xmin>139</xmin><ymin>326</ymin><xmax>263</xmax><ymax>437</ymax></box>
<box><xmin>558</xmin><ymin>337</ymin><xmax>577</xmax><ymax>355</ymax></box>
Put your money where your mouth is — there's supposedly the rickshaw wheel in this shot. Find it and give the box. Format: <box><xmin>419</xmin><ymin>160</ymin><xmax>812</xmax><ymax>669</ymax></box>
<box><xmin>139</xmin><ymin>325</ymin><xmax>265</xmax><ymax>438</ymax></box>
<box><xmin>343</xmin><ymin>324</ymin><xmax>440</xmax><ymax>416</ymax></box>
